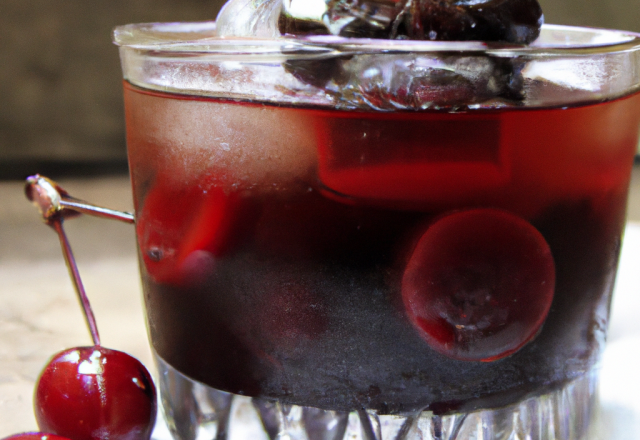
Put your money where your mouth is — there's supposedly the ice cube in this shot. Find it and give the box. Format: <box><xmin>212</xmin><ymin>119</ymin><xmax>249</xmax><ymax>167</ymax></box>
<box><xmin>125</xmin><ymin>87</ymin><xmax>318</xmax><ymax>193</ymax></box>
<box><xmin>280</xmin><ymin>0</ymin><xmax>402</xmax><ymax>39</ymax></box>
<box><xmin>334</xmin><ymin>54</ymin><xmax>525</xmax><ymax>109</ymax></box>
<box><xmin>216</xmin><ymin>0</ymin><xmax>282</xmax><ymax>38</ymax></box>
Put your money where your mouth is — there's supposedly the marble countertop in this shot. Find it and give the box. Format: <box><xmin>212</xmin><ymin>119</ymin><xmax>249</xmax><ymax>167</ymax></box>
<box><xmin>0</xmin><ymin>172</ymin><xmax>638</xmax><ymax>439</ymax></box>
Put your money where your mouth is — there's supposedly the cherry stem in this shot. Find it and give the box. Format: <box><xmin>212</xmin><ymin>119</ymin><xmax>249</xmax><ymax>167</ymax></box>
<box><xmin>24</xmin><ymin>174</ymin><xmax>134</xmax><ymax>225</ymax></box>
<box><xmin>60</xmin><ymin>197</ymin><xmax>135</xmax><ymax>224</ymax></box>
<box><xmin>24</xmin><ymin>174</ymin><xmax>131</xmax><ymax>346</ymax></box>
<box><xmin>51</xmin><ymin>218</ymin><xmax>101</xmax><ymax>346</ymax></box>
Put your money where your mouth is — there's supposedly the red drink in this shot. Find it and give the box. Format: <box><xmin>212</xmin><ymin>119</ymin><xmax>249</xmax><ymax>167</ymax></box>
<box><xmin>124</xmin><ymin>81</ymin><xmax>640</xmax><ymax>414</ymax></box>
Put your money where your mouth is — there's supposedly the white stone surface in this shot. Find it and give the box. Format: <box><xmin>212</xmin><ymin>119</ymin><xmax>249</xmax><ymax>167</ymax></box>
<box><xmin>590</xmin><ymin>223</ymin><xmax>640</xmax><ymax>439</ymax></box>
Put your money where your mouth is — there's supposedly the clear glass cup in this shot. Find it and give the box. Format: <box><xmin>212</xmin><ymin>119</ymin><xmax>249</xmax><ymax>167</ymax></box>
<box><xmin>113</xmin><ymin>22</ymin><xmax>640</xmax><ymax>440</ymax></box>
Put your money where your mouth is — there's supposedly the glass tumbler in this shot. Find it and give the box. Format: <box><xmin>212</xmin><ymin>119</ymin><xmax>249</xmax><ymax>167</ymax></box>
<box><xmin>113</xmin><ymin>22</ymin><xmax>640</xmax><ymax>440</ymax></box>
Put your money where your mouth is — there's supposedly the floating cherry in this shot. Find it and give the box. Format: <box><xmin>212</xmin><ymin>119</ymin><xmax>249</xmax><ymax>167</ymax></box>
<box><xmin>402</xmin><ymin>208</ymin><xmax>555</xmax><ymax>361</ymax></box>
<box><xmin>136</xmin><ymin>175</ymin><xmax>238</xmax><ymax>286</ymax></box>
<box><xmin>25</xmin><ymin>175</ymin><xmax>157</xmax><ymax>440</ymax></box>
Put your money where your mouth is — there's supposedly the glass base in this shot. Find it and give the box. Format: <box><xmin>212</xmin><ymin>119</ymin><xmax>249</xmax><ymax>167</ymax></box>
<box><xmin>155</xmin><ymin>354</ymin><xmax>598</xmax><ymax>440</ymax></box>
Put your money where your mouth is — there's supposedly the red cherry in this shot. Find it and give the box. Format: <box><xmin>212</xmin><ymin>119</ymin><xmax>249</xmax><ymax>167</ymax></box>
<box><xmin>34</xmin><ymin>346</ymin><xmax>157</xmax><ymax>440</ymax></box>
<box><xmin>137</xmin><ymin>177</ymin><xmax>238</xmax><ymax>285</ymax></box>
<box><xmin>2</xmin><ymin>433</ymin><xmax>72</xmax><ymax>440</ymax></box>
<box><xmin>402</xmin><ymin>208</ymin><xmax>555</xmax><ymax>362</ymax></box>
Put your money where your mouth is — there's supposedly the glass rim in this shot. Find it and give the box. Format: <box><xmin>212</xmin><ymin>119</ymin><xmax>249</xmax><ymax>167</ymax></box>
<box><xmin>113</xmin><ymin>22</ymin><xmax>640</xmax><ymax>57</ymax></box>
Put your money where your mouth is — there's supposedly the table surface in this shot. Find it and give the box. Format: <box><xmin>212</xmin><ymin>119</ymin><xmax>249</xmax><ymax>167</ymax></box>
<box><xmin>0</xmin><ymin>170</ymin><xmax>638</xmax><ymax>439</ymax></box>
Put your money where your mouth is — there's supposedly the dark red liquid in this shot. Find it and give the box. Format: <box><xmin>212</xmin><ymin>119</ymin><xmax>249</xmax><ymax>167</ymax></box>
<box><xmin>124</xmin><ymin>82</ymin><xmax>640</xmax><ymax>413</ymax></box>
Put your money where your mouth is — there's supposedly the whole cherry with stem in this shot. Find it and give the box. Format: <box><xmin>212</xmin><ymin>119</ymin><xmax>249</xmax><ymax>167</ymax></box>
<box><xmin>25</xmin><ymin>175</ymin><xmax>157</xmax><ymax>440</ymax></box>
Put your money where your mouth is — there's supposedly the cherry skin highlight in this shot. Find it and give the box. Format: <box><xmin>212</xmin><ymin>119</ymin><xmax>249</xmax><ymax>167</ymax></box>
<box><xmin>402</xmin><ymin>208</ymin><xmax>555</xmax><ymax>362</ymax></box>
<box><xmin>2</xmin><ymin>433</ymin><xmax>73</xmax><ymax>440</ymax></box>
<box><xmin>34</xmin><ymin>346</ymin><xmax>157</xmax><ymax>440</ymax></box>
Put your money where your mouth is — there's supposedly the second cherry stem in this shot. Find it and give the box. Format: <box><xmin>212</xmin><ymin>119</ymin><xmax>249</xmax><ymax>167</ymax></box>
<box><xmin>52</xmin><ymin>218</ymin><xmax>101</xmax><ymax>346</ymax></box>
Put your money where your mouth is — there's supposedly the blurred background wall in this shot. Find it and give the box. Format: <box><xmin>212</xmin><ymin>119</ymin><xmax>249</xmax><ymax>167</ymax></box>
<box><xmin>1</xmin><ymin>0</ymin><xmax>639</xmax><ymax>179</ymax></box>
<box><xmin>0</xmin><ymin>0</ymin><xmax>226</xmax><ymax>179</ymax></box>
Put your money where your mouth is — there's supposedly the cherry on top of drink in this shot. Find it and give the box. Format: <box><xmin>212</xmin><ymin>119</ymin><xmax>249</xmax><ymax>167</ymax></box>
<box><xmin>277</xmin><ymin>0</ymin><xmax>544</xmax><ymax>44</ymax></box>
<box><xmin>402</xmin><ymin>208</ymin><xmax>555</xmax><ymax>362</ymax></box>
<box><xmin>219</xmin><ymin>0</ymin><xmax>544</xmax><ymax>95</ymax></box>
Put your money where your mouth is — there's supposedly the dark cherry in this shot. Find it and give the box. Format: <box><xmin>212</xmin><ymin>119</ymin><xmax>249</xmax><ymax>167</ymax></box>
<box><xmin>279</xmin><ymin>0</ymin><xmax>538</xmax><ymax>99</ymax></box>
<box><xmin>279</xmin><ymin>0</ymin><xmax>543</xmax><ymax>44</ymax></box>
<box><xmin>137</xmin><ymin>176</ymin><xmax>238</xmax><ymax>285</ymax></box>
<box><xmin>2</xmin><ymin>433</ymin><xmax>73</xmax><ymax>440</ymax></box>
<box><xmin>35</xmin><ymin>346</ymin><xmax>157</xmax><ymax>440</ymax></box>
<box><xmin>402</xmin><ymin>208</ymin><xmax>555</xmax><ymax>361</ymax></box>
<box><xmin>411</xmin><ymin>0</ymin><xmax>543</xmax><ymax>44</ymax></box>
<box><xmin>282</xmin><ymin>57</ymin><xmax>347</xmax><ymax>89</ymax></box>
